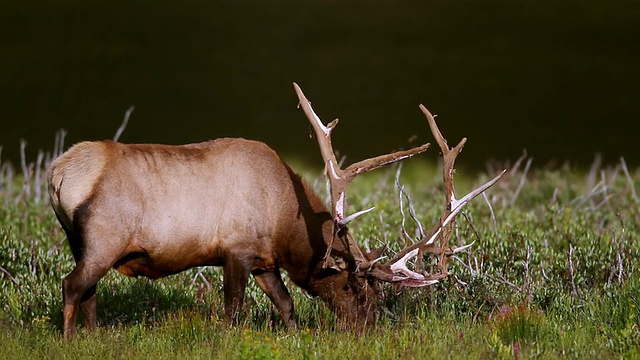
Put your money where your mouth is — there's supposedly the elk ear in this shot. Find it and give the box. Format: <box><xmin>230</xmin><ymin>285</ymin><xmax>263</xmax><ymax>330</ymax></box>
<box><xmin>325</xmin><ymin>255</ymin><xmax>349</xmax><ymax>272</ymax></box>
<box><xmin>366</xmin><ymin>246</ymin><xmax>386</xmax><ymax>261</ymax></box>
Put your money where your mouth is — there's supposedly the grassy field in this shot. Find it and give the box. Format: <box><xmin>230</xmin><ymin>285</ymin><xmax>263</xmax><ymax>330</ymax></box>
<box><xmin>1</xmin><ymin>141</ymin><xmax>639</xmax><ymax>359</ymax></box>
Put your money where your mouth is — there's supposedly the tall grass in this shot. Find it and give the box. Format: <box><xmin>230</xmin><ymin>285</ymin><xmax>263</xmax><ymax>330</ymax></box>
<box><xmin>1</xmin><ymin>132</ymin><xmax>639</xmax><ymax>358</ymax></box>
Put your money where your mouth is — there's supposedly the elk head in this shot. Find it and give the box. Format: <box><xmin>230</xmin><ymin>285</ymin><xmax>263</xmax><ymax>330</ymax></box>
<box><xmin>293</xmin><ymin>83</ymin><xmax>505</xmax><ymax>327</ymax></box>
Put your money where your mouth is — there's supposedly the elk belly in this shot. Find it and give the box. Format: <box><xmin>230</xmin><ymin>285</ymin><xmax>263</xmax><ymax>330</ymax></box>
<box><xmin>113</xmin><ymin>252</ymin><xmax>170</xmax><ymax>279</ymax></box>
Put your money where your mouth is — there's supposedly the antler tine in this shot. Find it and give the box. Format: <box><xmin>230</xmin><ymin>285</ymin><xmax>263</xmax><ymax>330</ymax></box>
<box><xmin>342</xmin><ymin>145</ymin><xmax>430</xmax><ymax>182</ymax></box>
<box><xmin>420</xmin><ymin>104</ymin><xmax>466</xmax><ymax>212</ymax></box>
<box><xmin>293</xmin><ymin>83</ymin><xmax>429</xmax><ymax>269</ymax></box>
<box><xmin>293</xmin><ymin>83</ymin><xmax>340</xmax><ymax>178</ymax></box>
<box><xmin>376</xmin><ymin>104</ymin><xmax>505</xmax><ymax>287</ymax></box>
<box><xmin>385</xmin><ymin>169</ymin><xmax>504</xmax><ymax>265</ymax></box>
<box><xmin>293</xmin><ymin>83</ymin><xmax>348</xmax><ymax>222</ymax></box>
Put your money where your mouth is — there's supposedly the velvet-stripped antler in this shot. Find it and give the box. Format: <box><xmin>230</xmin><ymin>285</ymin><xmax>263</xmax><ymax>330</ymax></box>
<box><xmin>373</xmin><ymin>105</ymin><xmax>506</xmax><ymax>286</ymax></box>
<box><xmin>293</xmin><ymin>83</ymin><xmax>430</xmax><ymax>269</ymax></box>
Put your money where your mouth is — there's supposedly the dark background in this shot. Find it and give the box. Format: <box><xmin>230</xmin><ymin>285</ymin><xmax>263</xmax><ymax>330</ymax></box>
<box><xmin>2</xmin><ymin>0</ymin><xmax>638</xmax><ymax>171</ymax></box>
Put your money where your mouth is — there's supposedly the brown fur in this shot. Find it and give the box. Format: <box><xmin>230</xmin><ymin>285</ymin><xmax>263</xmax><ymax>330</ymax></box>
<box><xmin>48</xmin><ymin>138</ymin><xmax>378</xmax><ymax>337</ymax></box>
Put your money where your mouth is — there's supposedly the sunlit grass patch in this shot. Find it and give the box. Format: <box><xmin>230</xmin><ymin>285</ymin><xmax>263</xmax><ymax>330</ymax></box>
<box><xmin>1</xmin><ymin>133</ymin><xmax>639</xmax><ymax>358</ymax></box>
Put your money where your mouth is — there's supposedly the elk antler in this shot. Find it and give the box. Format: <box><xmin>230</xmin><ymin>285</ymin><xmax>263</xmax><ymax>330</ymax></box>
<box><xmin>373</xmin><ymin>105</ymin><xmax>505</xmax><ymax>286</ymax></box>
<box><xmin>293</xmin><ymin>83</ymin><xmax>430</xmax><ymax>270</ymax></box>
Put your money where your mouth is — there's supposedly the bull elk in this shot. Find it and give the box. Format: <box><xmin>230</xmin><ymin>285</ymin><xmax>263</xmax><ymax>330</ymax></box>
<box><xmin>47</xmin><ymin>83</ymin><xmax>504</xmax><ymax>338</ymax></box>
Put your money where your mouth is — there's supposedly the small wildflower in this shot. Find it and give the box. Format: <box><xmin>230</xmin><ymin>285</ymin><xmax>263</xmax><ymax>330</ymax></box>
<box><xmin>498</xmin><ymin>305</ymin><xmax>511</xmax><ymax>318</ymax></box>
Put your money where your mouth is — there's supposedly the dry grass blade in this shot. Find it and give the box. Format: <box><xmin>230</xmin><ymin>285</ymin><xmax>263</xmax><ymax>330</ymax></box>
<box><xmin>620</xmin><ymin>157</ymin><xmax>639</xmax><ymax>203</ymax></box>
<box><xmin>113</xmin><ymin>106</ymin><xmax>135</xmax><ymax>142</ymax></box>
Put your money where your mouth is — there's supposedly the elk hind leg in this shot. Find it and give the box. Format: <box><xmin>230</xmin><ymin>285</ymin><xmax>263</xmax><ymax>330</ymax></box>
<box><xmin>79</xmin><ymin>285</ymin><xmax>97</xmax><ymax>331</ymax></box>
<box><xmin>62</xmin><ymin>260</ymin><xmax>110</xmax><ymax>338</ymax></box>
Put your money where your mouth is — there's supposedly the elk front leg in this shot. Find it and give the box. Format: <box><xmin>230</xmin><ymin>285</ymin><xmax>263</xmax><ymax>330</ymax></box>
<box><xmin>252</xmin><ymin>268</ymin><xmax>297</xmax><ymax>329</ymax></box>
<box><xmin>222</xmin><ymin>256</ymin><xmax>252</xmax><ymax>324</ymax></box>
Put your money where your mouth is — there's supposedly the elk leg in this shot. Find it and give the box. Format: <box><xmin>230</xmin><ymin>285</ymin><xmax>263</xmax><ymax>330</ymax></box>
<box><xmin>252</xmin><ymin>268</ymin><xmax>297</xmax><ymax>329</ymax></box>
<box><xmin>79</xmin><ymin>285</ymin><xmax>97</xmax><ymax>331</ymax></box>
<box><xmin>62</xmin><ymin>260</ymin><xmax>110</xmax><ymax>338</ymax></box>
<box><xmin>222</xmin><ymin>257</ymin><xmax>252</xmax><ymax>324</ymax></box>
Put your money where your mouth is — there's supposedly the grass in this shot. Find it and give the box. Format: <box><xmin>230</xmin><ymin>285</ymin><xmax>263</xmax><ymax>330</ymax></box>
<box><xmin>1</xmin><ymin>138</ymin><xmax>639</xmax><ymax>359</ymax></box>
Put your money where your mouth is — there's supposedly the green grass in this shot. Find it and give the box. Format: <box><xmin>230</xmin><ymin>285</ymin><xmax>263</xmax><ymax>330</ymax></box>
<box><xmin>1</xmin><ymin>155</ymin><xmax>639</xmax><ymax>359</ymax></box>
